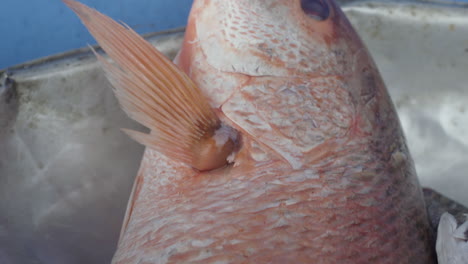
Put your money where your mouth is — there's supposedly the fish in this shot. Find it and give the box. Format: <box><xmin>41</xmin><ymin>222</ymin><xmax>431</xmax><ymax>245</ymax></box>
<box><xmin>64</xmin><ymin>0</ymin><xmax>436</xmax><ymax>263</ymax></box>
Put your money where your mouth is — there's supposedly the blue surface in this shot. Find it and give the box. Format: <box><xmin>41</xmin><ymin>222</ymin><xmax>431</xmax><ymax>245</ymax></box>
<box><xmin>1</xmin><ymin>0</ymin><xmax>467</xmax><ymax>69</ymax></box>
<box><xmin>0</xmin><ymin>0</ymin><xmax>193</xmax><ymax>69</ymax></box>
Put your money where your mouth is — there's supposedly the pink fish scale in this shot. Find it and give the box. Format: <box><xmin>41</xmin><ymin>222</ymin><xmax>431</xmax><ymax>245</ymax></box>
<box><xmin>196</xmin><ymin>0</ymin><xmax>331</xmax><ymax>77</ymax></box>
<box><xmin>221</xmin><ymin>76</ymin><xmax>353</xmax><ymax>169</ymax></box>
<box><xmin>114</xmin><ymin>145</ymin><xmax>432</xmax><ymax>263</ymax></box>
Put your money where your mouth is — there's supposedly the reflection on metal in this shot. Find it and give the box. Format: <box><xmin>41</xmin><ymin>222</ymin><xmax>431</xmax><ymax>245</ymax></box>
<box><xmin>0</xmin><ymin>2</ymin><xmax>467</xmax><ymax>263</ymax></box>
<box><xmin>0</xmin><ymin>29</ymin><xmax>184</xmax><ymax>264</ymax></box>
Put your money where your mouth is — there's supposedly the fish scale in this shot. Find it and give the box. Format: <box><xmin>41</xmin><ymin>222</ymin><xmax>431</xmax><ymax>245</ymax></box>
<box><xmin>195</xmin><ymin>1</ymin><xmax>331</xmax><ymax>76</ymax></box>
<box><xmin>225</xmin><ymin>79</ymin><xmax>353</xmax><ymax>167</ymax></box>
<box><xmin>114</xmin><ymin>145</ymin><xmax>432</xmax><ymax>263</ymax></box>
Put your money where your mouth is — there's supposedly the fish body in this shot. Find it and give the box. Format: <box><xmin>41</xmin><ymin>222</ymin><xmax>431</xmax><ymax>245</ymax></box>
<box><xmin>65</xmin><ymin>0</ymin><xmax>435</xmax><ymax>263</ymax></box>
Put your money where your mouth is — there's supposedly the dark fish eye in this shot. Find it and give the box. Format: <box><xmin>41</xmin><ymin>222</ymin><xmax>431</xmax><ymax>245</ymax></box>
<box><xmin>300</xmin><ymin>0</ymin><xmax>330</xmax><ymax>21</ymax></box>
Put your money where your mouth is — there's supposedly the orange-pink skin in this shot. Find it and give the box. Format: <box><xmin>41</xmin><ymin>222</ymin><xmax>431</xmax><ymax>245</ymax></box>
<box><xmin>114</xmin><ymin>0</ymin><xmax>435</xmax><ymax>263</ymax></box>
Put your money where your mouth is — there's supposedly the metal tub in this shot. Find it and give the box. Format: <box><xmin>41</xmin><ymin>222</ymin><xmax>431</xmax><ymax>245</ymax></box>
<box><xmin>0</xmin><ymin>1</ymin><xmax>467</xmax><ymax>263</ymax></box>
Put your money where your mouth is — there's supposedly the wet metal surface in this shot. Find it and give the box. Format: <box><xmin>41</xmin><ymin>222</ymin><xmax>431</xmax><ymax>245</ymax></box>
<box><xmin>0</xmin><ymin>31</ymin><xmax>183</xmax><ymax>264</ymax></box>
<box><xmin>0</xmin><ymin>1</ymin><xmax>467</xmax><ymax>263</ymax></box>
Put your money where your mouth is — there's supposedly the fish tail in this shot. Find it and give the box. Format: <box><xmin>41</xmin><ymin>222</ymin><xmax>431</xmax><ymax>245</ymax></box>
<box><xmin>64</xmin><ymin>0</ymin><xmax>239</xmax><ymax>171</ymax></box>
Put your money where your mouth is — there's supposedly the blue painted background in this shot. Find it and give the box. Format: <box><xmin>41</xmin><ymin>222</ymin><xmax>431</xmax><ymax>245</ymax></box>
<box><xmin>0</xmin><ymin>0</ymin><xmax>193</xmax><ymax>69</ymax></box>
<box><xmin>1</xmin><ymin>0</ymin><xmax>467</xmax><ymax>69</ymax></box>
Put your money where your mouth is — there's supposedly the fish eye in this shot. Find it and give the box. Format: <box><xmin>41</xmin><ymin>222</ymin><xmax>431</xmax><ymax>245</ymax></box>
<box><xmin>300</xmin><ymin>0</ymin><xmax>330</xmax><ymax>21</ymax></box>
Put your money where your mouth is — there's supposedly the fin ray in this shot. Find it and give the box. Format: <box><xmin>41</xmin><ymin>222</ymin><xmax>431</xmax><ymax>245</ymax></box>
<box><xmin>64</xmin><ymin>0</ymin><xmax>239</xmax><ymax>171</ymax></box>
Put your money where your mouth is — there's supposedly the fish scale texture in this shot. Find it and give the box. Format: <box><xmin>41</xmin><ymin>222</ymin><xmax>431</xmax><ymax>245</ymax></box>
<box><xmin>113</xmin><ymin>141</ymin><xmax>434</xmax><ymax>263</ymax></box>
<box><xmin>223</xmin><ymin>77</ymin><xmax>353</xmax><ymax>169</ymax></box>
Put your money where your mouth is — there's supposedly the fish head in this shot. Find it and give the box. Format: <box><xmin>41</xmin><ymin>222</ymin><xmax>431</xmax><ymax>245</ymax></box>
<box><xmin>178</xmin><ymin>0</ymin><xmax>391</xmax><ymax>170</ymax></box>
<box><xmin>181</xmin><ymin>0</ymin><xmax>358</xmax><ymax>77</ymax></box>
